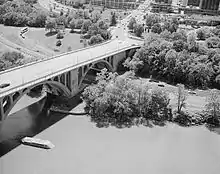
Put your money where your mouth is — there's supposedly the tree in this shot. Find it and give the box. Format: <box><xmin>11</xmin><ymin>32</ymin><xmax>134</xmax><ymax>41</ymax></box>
<box><xmin>75</xmin><ymin>9</ymin><xmax>84</xmax><ymax>19</ymax></box>
<box><xmin>81</xmin><ymin>19</ymin><xmax>92</xmax><ymax>33</ymax></box>
<box><xmin>82</xmin><ymin>70</ymin><xmax>170</xmax><ymax>127</ymax></box>
<box><xmin>0</xmin><ymin>59</ymin><xmax>12</xmax><ymax>71</ymax></box>
<box><xmin>127</xmin><ymin>17</ymin><xmax>136</xmax><ymax>31</ymax></box>
<box><xmin>87</xmin><ymin>23</ymin><xmax>100</xmax><ymax>36</ymax></box>
<box><xmin>3</xmin><ymin>11</ymin><xmax>28</xmax><ymax>26</ymax></box>
<box><xmin>98</xmin><ymin>20</ymin><xmax>108</xmax><ymax>30</ymax></box>
<box><xmin>28</xmin><ymin>11</ymin><xmax>47</xmax><ymax>27</ymax></box>
<box><xmin>45</xmin><ymin>18</ymin><xmax>57</xmax><ymax>33</ymax></box>
<box><xmin>55</xmin><ymin>15</ymin><xmax>67</xmax><ymax>27</ymax></box>
<box><xmin>164</xmin><ymin>49</ymin><xmax>177</xmax><ymax>81</ymax></box>
<box><xmin>173</xmin><ymin>39</ymin><xmax>185</xmax><ymax>52</ymax></box>
<box><xmin>75</xmin><ymin>18</ymin><xmax>84</xmax><ymax>29</ymax></box>
<box><xmin>90</xmin><ymin>11</ymin><xmax>101</xmax><ymax>23</ymax></box>
<box><xmin>83</xmin><ymin>9</ymin><xmax>90</xmax><ymax>19</ymax></box>
<box><xmin>69</xmin><ymin>18</ymin><xmax>75</xmax><ymax>32</ymax></box>
<box><xmin>171</xmin><ymin>30</ymin><xmax>187</xmax><ymax>42</ymax></box>
<box><xmin>145</xmin><ymin>14</ymin><xmax>160</xmax><ymax>29</ymax></box>
<box><xmin>160</xmin><ymin>30</ymin><xmax>171</xmax><ymax>41</ymax></box>
<box><xmin>2</xmin><ymin>51</ymin><xmax>24</xmax><ymax>64</ymax></box>
<box><xmin>151</xmin><ymin>23</ymin><xmax>162</xmax><ymax>34</ymax></box>
<box><xmin>110</xmin><ymin>11</ymin><xmax>117</xmax><ymax>26</ymax></box>
<box><xmin>206</xmin><ymin>37</ymin><xmax>220</xmax><ymax>48</ymax></box>
<box><xmin>134</xmin><ymin>24</ymin><xmax>144</xmax><ymax>37</ymax></box>
<box><xmin>0</xmin><ymin>51</ymin><xmax>24</xmax><ymax>71</ymax></box>
<box><xmin>205</xmin><ymin>89</ymin><xmax>220</xmax><ymax>119</ymax></box>
<box><xmin>187</xmin><ymin>32</ymin><xmax>197</xmax><ymax>52</ymax></box>
<box><xmin>196</xmin><ymin>28</ymin><xmax>207</xmax><ymax>40</ymax></box>
<box><xmin>148</xmin><ymin>88</ymin><xmax>170</xmax><ymax>121</ymax></box>
<box><xmin>188</xmin><ymin>62</ymin><xmax>214</xmax><ymax>88</ymax></box>
<box><xmin>163</xmin><ymin>17</ymin><xmax>179</xmax><ymax>33</ymax></box>
<box><xmin>88</xmin><ymin>34</ymin><xmax>104</xmax><ymax>45</ymax></box>
<box><xmin>176</xmin><ymin>84</ymin><xmax>188</xmax><ymax>113</ymax></box>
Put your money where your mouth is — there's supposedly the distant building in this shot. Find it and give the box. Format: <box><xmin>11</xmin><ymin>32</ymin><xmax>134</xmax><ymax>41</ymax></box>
<box><xmin>176</xmin><ymin>0</ymin><xmax>188</xmax><ymax>6</ymax></box>
<box><xmin>187</xmin><ymin>0</ymin><xmax>200</xmax><ymax>6</ymax></box>
<box><xmin>89</xmin><ymin>0</ymin><xmax>141</xmax><ymax>9</ymax></box>
<box><xmin>154</xmin><ymin>0</ymin><xmax>172</xmax><ymax>4</ymax></box>
<box><xmin>199</xmin><ymin>0</ymin><xmax>220</xmax><ymax>11</ymax></box>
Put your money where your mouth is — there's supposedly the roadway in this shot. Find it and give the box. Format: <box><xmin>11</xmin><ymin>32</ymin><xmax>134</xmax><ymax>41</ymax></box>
<box><xmin>0</xmin><ymin>38</ymin><xmax>142</xmax><ymax>98</ymax></box>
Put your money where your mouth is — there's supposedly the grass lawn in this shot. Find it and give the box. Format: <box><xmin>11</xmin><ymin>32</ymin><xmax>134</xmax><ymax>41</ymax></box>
<box><xmin>140</xmin><ymin>78</ymin><xmax>209</xmax><ymax>114</ymax></box>
<box><xmin>0</xmin><ymin>43</ymin><xmax>15</xmax><ymax>57</ymax></box>
<box><xmin>0</xmin><ymin>25</ymin><xmax>84</xmax><ymax>57</ymax></box>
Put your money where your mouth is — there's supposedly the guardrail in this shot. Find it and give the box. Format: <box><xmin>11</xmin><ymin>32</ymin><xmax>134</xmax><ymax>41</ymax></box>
<box><xmin>0</xmin><ymin>44</ymin><xmax>141</xmax><ymax>98</ymax></box>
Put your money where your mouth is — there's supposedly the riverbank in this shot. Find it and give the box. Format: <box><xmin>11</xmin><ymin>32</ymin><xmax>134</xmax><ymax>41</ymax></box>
<box><xmin>1</xmin><ymin>101</ymin><xmax>220</xmax><ymax>174</ymax></box>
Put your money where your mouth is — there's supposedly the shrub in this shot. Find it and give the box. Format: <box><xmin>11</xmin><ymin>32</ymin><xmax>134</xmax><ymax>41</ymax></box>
<box><xmin>56</xmin><ymin>32</ymin><xmax>64</xmax><ymax>39</ymax></box>
<box><xmin>88</xmin><ymin>34</ymin><xmax>104</xmax><ymax>45</ymax></box>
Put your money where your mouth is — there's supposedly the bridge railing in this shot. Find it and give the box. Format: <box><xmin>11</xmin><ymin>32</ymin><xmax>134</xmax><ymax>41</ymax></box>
<box><xmin>0</xmin><ymin>44</ymin><xmax>141</xmax><ymax>98</ymax></box>
<box><xmin>0</xmin><ymin>39</ymin><xmax>116</xmax><ymax>76</ymax></box>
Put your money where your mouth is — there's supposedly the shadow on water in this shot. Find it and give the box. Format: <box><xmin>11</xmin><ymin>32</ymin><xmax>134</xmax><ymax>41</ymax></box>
<box><xmin>0</xmin><ymin>92</ymin><xmax>83</xmax><ymax>157</ymax></box>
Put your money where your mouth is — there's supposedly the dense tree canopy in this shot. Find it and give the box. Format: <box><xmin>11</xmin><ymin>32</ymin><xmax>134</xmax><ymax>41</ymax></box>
<box><xmin>82</xmin><ymin>69</ymin><xmax>170</xmax><ymax>127</ymax></box>
<box><xmin>0</xmin><ymin>0</ymin><xmax>47</xmax><ymax>27</ymax></box>
<box><xmin>0</xmin><ymin>51</ymin><xmax>24</xmax><ymax>71</ymax></box>
<box><xmin>123</xmin><ymin>31</ymin><xmax>220</xmax><ymax>89</ymax></box>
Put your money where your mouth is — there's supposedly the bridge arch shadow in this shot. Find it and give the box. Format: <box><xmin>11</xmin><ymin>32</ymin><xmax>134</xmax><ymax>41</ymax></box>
<box><xmin>2</xmin><ymin>80</ymin><xmax>72</xmax><ymax>120</ymax></box>
<box><xmin>78</xmin><ymin>60</ymin><xmax>113</xmax><ymax>90</ymax></box>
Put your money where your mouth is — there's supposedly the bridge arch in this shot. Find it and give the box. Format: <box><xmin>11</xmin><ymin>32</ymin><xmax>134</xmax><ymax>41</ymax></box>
<box><xmin>2</xmin><ymin>80</ymin><xmax>72</xmax><ymax>120</ymax></box>
<box><xmin>78</xmin><ymin>60</ymin><xmax>113</xmax><ymax>90</ymax></box>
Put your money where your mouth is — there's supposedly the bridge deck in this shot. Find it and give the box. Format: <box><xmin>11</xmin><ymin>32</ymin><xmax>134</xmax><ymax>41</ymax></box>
<box><xmin>0</xmin><ymin>38</ymin><xmax>142</xmax><ymax>98</ymax></box>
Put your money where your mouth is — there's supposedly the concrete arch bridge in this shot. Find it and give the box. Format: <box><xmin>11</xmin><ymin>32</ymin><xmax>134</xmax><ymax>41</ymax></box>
<box><xmin>0</xmin><ymin>38</ymin><xmax>143</xmax><ymax>121</ymax></box>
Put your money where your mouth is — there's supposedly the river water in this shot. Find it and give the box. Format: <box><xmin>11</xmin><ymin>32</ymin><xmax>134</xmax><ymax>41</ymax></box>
<box><xmin>0</xmin><ymin>94</ymin><xmax>67</xmax><ymax>157</ymax></box>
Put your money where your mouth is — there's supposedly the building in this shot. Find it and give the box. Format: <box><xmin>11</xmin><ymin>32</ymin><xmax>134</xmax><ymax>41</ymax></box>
<box><xmin>154</xmin><ymin>0</ymin><xmax>172</xmax><ymax>4</ymax></box>
<box><xmin>187</xmin><ymin>0</ymin><xmax>200</xmax><ymax>6</ymax></box>
<box><xmin>89</xmin><ymin>0</ymin><xmax>141</xmax><ymax>9</ymax></box>
<box><xmin>199</xmin><ymin>0</ymin><xmax>220</xmax><ymax>11</ymax></box>
<box><xmin>151</xmin><ymin>2</ymin><xmax>173</xmax><ymax>13</ymax></box>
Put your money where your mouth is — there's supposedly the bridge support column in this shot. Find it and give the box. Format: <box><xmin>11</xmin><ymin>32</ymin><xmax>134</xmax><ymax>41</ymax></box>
<box><xmin>69</xmin><ymin>69</ymin><xmax>80</xmax><ymax>96</ymax></box>
<box><xmin>64</xmin><ymin>73</ymin><xmax>67</xmax><ymax>87</ymax></box>
<box><xmin>0</xmin><ymin>98</ymin><xmax>4</xmax><ymax>121</ymax></box>
<box><xmin>112</xmin><ymin>51</ymin><xmax>126</xmax><ymax>71</ymax></box>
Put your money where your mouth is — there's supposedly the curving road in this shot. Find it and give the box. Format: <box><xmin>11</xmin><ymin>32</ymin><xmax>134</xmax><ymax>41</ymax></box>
<box><xmin>0</xmin><ymin>38</ymin><xmax>143</xmax><ymax>98</ymax></box>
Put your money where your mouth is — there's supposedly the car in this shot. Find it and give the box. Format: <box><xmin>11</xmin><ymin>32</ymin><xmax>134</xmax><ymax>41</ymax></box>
<box><xmin>188</xmin><ymin>91</ymin><xmax>197</xmax><ymax>95</ymax></box>
<box><xmin>149</xmin><ymin>79</ymin><xmax>159</xmax><ymax>83</ymax></box>
<box><xmin>0</xmin><ymin>83</ymin><xmax>10</xmax><ymax>88</ymax></box>
<box><xmin>158</xmin><ymin>84</ymin><xmax>165</xmax><ymax>87</ymax></box>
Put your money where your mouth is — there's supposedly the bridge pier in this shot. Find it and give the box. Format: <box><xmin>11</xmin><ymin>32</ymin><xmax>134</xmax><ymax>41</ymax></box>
<box><xmin>0</xmin><ymin>99</ymin><xmax>4</xmax><ymax>121</ymax></box>
<box><xmin>112</xmin><ymin>51</ymin><xmax>126</xmax><ymax>71</ymax></box>
<box><xmin>69</xmin><ymin>69</ymin><xmax>80</xmax><ymax>96</ymax></box>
